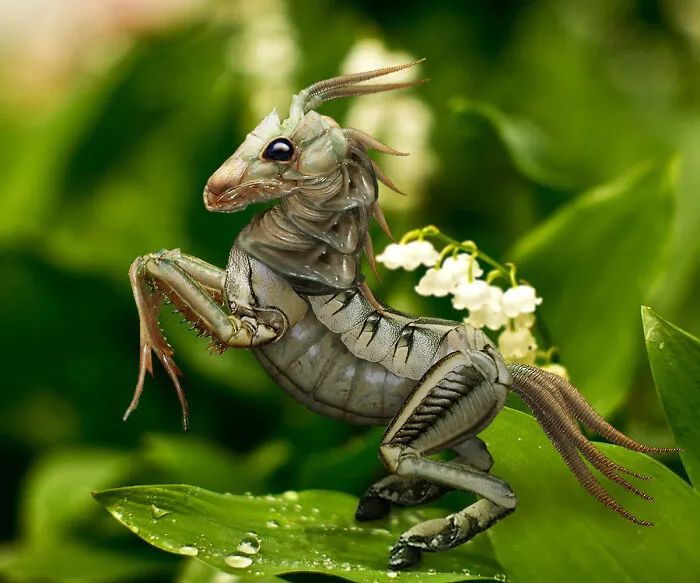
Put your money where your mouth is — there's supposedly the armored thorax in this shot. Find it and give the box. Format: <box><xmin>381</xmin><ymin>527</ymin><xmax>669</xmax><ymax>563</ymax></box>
<box><xmin>236</xmin><ymin>143</ymin><xmax>378</xmax><ymax>295</ymax></box>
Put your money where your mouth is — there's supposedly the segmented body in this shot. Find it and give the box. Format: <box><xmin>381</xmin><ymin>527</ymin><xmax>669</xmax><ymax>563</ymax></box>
<box><xmin>224</xmin><ymin>243</ymin><xmax>510</xmax><ymax>450</ymax></box>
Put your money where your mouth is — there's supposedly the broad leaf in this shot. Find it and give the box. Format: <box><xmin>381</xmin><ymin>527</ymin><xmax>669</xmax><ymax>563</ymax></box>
<box><xmin>451</xmin><ymin>98</ymin><xmax>573</xmax><ymax>189</ymax></box>
<box><xmin>94</xmin><ymin>486</ymin><xmax>503</xmax><ymax>582</ymax></box>
<box><xmin>642</xmin><ymin>306</ymin><xmax>700</xmax><ymax>487</ymax></box>
<box><xmin>20</xmin><ymin>449</ymin><xmax>132</xmax><ymax>544</ymax></box>
<box><xmin>483</xmin><ymin>408</ymin><xmax>700</xmax><ymax>583</ymax></box>
<box><xmin>511</xmin><ymin>161</ymin><xmax>675</xmax><ymax>415</ymax></box>
<box><xmin>178</xmin><ymin>559</ymin><xmax>284</xmax><ymax>583</ymax></box>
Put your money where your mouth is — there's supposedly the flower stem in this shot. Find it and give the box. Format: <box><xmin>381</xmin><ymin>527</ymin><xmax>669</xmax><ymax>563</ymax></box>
<box><xmin>411</xmin><ymin>226</ymin><xmax>518</xmax><ymax>287</ymax></box>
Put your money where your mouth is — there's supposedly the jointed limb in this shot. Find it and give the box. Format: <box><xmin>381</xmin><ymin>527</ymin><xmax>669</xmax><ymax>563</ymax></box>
<box><xmin>355</xmin><ymin>437</ymin><xmax>493</xmax><ymax>521</ymax></box>
<box><xmin>126</xmin><ymin>249</ymin><xmax>287</xmax><ymax>429</ymax></box>
<box><xmin>371</xmin><ymin>351</ymin><xmax>515</xmax><ymax>569</ymax></box>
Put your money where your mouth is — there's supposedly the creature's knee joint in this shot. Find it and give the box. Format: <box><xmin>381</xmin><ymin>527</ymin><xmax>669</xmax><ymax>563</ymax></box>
<box><xmin>380</xmin><ymin>444</ymin><xmax>419</xmax><ymax>475</ymax></box>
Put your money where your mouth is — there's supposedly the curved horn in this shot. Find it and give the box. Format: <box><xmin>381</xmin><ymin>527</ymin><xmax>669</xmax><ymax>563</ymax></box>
<box><xmin>297</xmin><ymin>60</ymin><xmax>427</xmax><ymax>113</ymax></box>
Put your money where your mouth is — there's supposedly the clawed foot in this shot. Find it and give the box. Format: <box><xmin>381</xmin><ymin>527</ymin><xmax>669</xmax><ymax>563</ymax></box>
<box><xmin>125</xmin><ymin>256</ymin><xmax>189</xmax><ymax>430</ymax></box>
<box><xmin>389</xmin><ymin>541</ymin><xmax>422</xmax><ymax>570</ymax></box>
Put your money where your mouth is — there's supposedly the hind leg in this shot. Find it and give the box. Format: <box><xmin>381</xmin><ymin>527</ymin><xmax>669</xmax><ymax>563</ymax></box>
<box><xmin>355</xmin><ymin>437</ymin><xmax>493</xmax><ymax>521</ymax></box>
<box><xmin>378</xmin><ymin>351</ymin><xmax>516</xmax><ymax>569</ymax></box>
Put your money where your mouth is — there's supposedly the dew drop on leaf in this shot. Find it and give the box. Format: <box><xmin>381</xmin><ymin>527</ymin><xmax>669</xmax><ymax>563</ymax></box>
<box><xmin>237</xmin><ymin>532</ymin><xmax>261</xmax><ymax>555</ymax></box>
<box><xmin>265</xmin><ymin>519</ymin><xmax>280</xmax><ymax>528</ymax></box>
<box><xmin>224</xmin><ymin>554</ymin><xmax>253</xmax><ymax>569</ymax></box>
<box><xmin>150</xmin><ymin>504</ymin><xmax>170</xmax><ymax>519</ymax></box>
<box><xmin>179</xmin><ymin>545</ymin><xmax>199</xmax><ymax>556</ymax></box>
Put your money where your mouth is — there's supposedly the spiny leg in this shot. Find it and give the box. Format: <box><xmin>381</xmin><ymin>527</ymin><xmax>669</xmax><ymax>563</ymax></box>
<box><xmin>355</xmin><ymin>437</ymin><xmax>493</xmax><ymax>521</ymax></box>
<box><xmin>378</xmin><ymin>351</ymin><xmax>516</xmax><ymax>569</ymax></box>
<box><xmin>126</xmin><ymin>249</ymin><xmax>283</xmax><ymax>429</ymax></box>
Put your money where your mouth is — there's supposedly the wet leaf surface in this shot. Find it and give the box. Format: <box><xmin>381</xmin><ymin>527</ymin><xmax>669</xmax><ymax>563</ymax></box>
<box><xmin>642</xmin><ymin>306</ymin><xmax>700</xmax><ymax>488</ymax></box>
<box><xmin>94</xmin><ymin>486</ymin><xmax>503</xmax><ymax>582</ymax></box>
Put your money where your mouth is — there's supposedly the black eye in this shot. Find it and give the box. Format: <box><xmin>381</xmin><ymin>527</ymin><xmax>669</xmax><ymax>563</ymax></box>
<box><xmin>262</xmin><ymin>137</ymin><xmax>294</xmax><ymax>162</ymax></box>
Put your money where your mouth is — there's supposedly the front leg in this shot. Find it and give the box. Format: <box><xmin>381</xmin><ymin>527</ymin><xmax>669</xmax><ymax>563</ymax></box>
<box><xmin>126</xmin><ymin>249</ymin><xmax>288</xmax><ymax>429</ymax></box>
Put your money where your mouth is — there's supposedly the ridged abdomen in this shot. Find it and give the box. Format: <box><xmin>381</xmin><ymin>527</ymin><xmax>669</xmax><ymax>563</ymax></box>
<box><xmin>253</xmin><ymin>310</ymin><xmax>416</xmax><ymax>425</ymax></box>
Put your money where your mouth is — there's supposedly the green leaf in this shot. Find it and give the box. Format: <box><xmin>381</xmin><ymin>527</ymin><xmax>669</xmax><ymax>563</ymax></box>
<box><xmin>483</xmin><ymin>408</ymin><xmax>700</xmax><ymax>583</ymax></box>
<box><xmin>20</xmin><ymin>449</ymin><xmax>132</xmax><ymax>544</ymax></box>
<box><xmin>94</xmin><ymin>486</ymin><xmax>503</xmax><ymax>582</ymax></box>
<box><xmin>450</xmin><ymin>98</ymin><xmax>573</xmax><ymax>189</ymax></box>
<box><xmin>178</xmin><ymin>559</ymin><xmax>284</xmax><ymax>583</ymax></box>
<box><xmin>0</xmin><ymin>541</ymin><xmax>171</xmax><ymax>583</ymax></box>
<box><xmin>512</xmin><ymin>160</ymin><xmax>676</xmax><ymax>415</ymax></box>
<box><xmin>642</xmin><ymin>306</ymin><xmax>700</xmax><ymax>487</ymax></box>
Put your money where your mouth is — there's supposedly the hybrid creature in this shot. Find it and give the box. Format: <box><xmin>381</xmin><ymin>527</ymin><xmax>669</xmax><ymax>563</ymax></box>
<box><xmin>125</xmin><ymin>62</ymin><xmax>677</xmax><ymax>570</ymax></box>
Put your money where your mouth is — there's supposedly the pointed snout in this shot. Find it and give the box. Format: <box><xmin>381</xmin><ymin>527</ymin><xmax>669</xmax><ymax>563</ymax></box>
<box><xmin>203</xmin><ymin>156</ymin><xmax>249</xmax><ymax>211</ymax></box>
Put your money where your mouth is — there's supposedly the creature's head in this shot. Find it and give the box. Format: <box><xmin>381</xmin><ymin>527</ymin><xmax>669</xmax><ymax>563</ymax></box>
<box><xmin>203</xmin><ymin>61</ymin><xmax>424</xmax><ymax>212</ymax></box>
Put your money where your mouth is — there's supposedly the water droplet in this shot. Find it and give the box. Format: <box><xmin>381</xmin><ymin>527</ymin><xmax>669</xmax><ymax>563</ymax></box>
<box><xmin>150</xmin><ymin>504</ymin><xmax>170</xmax><ymax>519</ymax></box>
<box><xmin>282</xmin><ymin>490</ymin><xmax>299</xmax><ymax>501</ymax></box>
<box><xmin>224</xmin><ymin>554</ymin><xmax>253</xmax><ymax>569</ymax></box>
<box><xmin>387</xmin><ymin>570</ymin><xmax>399</xmax><ymax>578</ymax></box>
<box><xmin>494</xmin><ymin>574</ymin><xmax>507</xmax><ymax>582</ymax></box>
<box><xmin>179</xmin><ymin>545</ymin><xmax>198</xmax><ymax>556</ymax></box>
<box><xmin>112</xmin><ymin>511</ymin><xmax>123</xmax><ymax>521</ymax></box>
<box><xmin>266</xmin><ymin>519</ymin><xmax>280</xmax><ymax>528</ymax></box>
<box><xmin>659</xmin><ymin>341</ymin><xmax>665</xmax><ymax>350</ymax></box>
<box><xmin>237</xmin><ymin>532</ymin><xmax>261</xmax><ymax>555</ymax></box>
<box><xmin>212</xmin><ymin>573</ymin><xmax>238</xmax><ymax>583</ymax></box>
<box><xmin>311</xmin><ymin>507</ymin><xmax>320</xmax><ymax>514</ymax></box>
<box><xmin>129</xmin><ymin>525</ymin><xmax>140</xmax><ymax>534</ymax></box>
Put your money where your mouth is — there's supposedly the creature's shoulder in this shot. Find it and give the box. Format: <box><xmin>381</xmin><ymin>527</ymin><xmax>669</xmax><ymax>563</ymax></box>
<box><xmin>225</xmin><ymin>245</ymin><xmax>308</xmax><ymax>327</ymax></box>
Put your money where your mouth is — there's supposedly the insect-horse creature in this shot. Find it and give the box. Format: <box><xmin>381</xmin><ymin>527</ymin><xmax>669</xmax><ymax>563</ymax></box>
<box><xmin>125</xmin><ymin>61</ymin><xmax>678</xmax><ymax>570</ymax></box>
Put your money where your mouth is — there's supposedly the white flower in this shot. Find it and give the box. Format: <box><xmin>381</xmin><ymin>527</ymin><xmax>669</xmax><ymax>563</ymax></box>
<box><xmin>465</xmin><ymin>305</ymin><xmax>508</xmax><ymax>330</ymax></box>
<box><xmin>444</xmin><ymin>253</ymin><xmax>483</xmax><ymax>281</ymax></box>
<box><xmin>452</xmin><ymin>280</ymin><xmax>490</xmax><ymax>311</ymax></box>
<box><xmin>415</xmin><ymin>267</ymin><xmax>454</xmax><ymax>297</ymax></box>
<box><xmin>501</xmin><ymin>285</ymin><xmax>543</xmax><ymax>318</ymax></box>
<box><xmin>541</xmin><ymin>363</ymin><xmax>570</xmax><ymax>381</ymax></box>
<box><xmin>452</xmin><ymin>281</ymin><xmax>503</xmax><ymax>312</ymax></box>
<box><xmin>498</xmin><ymin>327</ymin><xmax>538</xmax><ymax>363</ymax></box>
<box><xmin>415</xmin><ymin>253</ymin><xmax>482</xmax><ymax>297</ymax></box>
<box><xmin>376</xmin><ymin>240</ymin><xmax>439</xmax><ymax>271</ymax></box>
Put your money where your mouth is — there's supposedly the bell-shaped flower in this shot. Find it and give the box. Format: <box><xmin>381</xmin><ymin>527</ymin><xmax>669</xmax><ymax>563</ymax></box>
<box><xmin>501</xmin><ymin>285</ymin><xmax>542</xmax><ymax>318</ymax></box>
<box><xmin>415</xmin><ymin>267</ymin><xmax>454</xmax><ymax>297</ymax></box>
<box><xmin>452</xmin><ymin>280</ymin><xmax>490</xmax><ymax>311</ymax></box>
<box><xmin>376</xmin><ymin>240</ymin><xmax>439</xmax><ymax>271</ymax></box>
<box><xmin>444</xmin><ymin>253</ymin><xmax>483</xmax><ymax>282</ymax></box>
<box><xmin>498</xmin><ymin>327</ymin><xmax>538</xmax><ymax>363</ymax></box>
<box><xmin>416</xmin><ymin>253</ymin><xmax>483</xmax><ymax>297</ymax></box>
<box><xmin>464</xmin><ymin>304</ymin><xmax>508</xmax><ymax>330</ymax></box>
<box><xmin>453</xmin><ymin>281</ymin><xmax>504</xmax><ymax>312</ymax></box>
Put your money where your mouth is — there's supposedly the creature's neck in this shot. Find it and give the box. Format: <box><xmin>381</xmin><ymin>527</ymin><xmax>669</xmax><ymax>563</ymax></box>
<box><xmin>236</xmin><ymin>143</ymin><xmax>378</xmax><ymax>295</ymax></box>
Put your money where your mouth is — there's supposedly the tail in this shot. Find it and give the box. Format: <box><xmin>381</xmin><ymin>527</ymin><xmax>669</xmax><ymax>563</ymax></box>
<box><xmin>508</xmin><ymin>363</ymin><xmax>681</xmax><ymax>526</ymax></box>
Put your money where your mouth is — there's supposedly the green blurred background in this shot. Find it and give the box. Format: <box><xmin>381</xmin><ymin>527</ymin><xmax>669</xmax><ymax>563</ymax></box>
<box><xmin>1</xmin><ymin>0</ymin><xmax>699</xmax><ymax>581</ymax></box>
